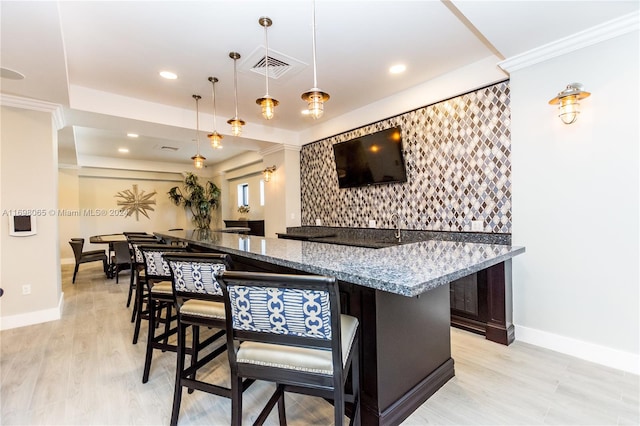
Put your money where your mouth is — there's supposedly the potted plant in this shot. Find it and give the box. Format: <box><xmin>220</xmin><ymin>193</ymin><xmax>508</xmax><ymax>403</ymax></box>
<box><xmin>237</xmin><ymin>205</ymin><xmax>250</xmax><ymax>221</ymax></box>
<box><xmin>168</xmin><ymin>173</ymin><xmax>221</xmax><ymax>230</ymax></box>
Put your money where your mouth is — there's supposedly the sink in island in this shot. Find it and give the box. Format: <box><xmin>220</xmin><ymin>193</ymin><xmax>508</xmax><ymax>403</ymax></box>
<box><xmin>156</xmin><ymin>229</ymin><xmax>525</xmax><ymax>425</ymax></box>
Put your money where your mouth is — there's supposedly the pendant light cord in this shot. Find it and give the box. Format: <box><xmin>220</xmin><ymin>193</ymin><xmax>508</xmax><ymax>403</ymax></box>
<box><xmin>211</xmin><ymin>80</ymin><xmax>217</xmax><ymax>130</ymax></box>
<box><xmin>264</xmin><ymin>24</ymin><xmax>270</xmax><ymax>96</ymax></box>
<box><xmin>311</xmin><ymin>0</ymin><xmax>318</xmax><ymax>88</ymax></box>
<box><xmin>233</xmin><ymin>57</ymin><xmax>239</xmax><ymax>119</ymax></box>
<box><xmin>195</xmin><ymin>95</ymin><xmax>201</xmax><ymax>155</ymax></box>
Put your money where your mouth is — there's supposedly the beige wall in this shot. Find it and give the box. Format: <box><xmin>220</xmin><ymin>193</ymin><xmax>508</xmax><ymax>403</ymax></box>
<box><xmin>222</xmin><ymin>164</ymin><xmax>266</xmax><ymax>220</ymax></box>
<box><xmin>58</xmin><ymin>172</ymin><xmax>189</xmax><ymax>257</ymax></box>
<box><xmin>1</xmin><ymin>106</ymin><xmax>62</xmax><ymax>328</ymax></box>
<box><xmin>510</xmin><ymin>32</ymin><xmax>639</xmax><ymax>370</ymax></box>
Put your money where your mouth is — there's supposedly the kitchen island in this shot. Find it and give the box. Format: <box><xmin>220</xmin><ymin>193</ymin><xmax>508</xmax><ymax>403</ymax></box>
<box><xmin>156</xmin><ymin>229</ymin><xmax>525</xmax><ymax>425</ymax></box>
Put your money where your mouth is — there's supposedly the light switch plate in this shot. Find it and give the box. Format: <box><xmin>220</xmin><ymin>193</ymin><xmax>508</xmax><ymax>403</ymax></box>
<box><xmin>471</xmin><ymin>220</ymin><xmax>483</xmax><ymax>232</ymax></box>
<box><xmin>315</xmin><ymin>218</ymin><xmax>322</xmax><ymax>226</ymax></box>
<box><xmin>368</xmin><ymin>219</ymin><xmax>377</xmax><ymax>228</ymax></box>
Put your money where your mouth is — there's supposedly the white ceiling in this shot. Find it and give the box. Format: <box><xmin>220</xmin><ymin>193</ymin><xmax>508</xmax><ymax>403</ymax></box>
<box><xmin>1</xmin><ymin>1</ymin><xmax>637</xmax><ymax>171</ymax></box>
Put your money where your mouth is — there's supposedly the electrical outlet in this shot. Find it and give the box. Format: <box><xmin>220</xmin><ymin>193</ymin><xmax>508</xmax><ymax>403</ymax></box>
<box><xmin>22</xmin><ymin>284</ymin><xmax>31</xmax><ymax>295</ymax></box>
<box><xmin>368</xmin><ymin>219</ymin><xmax>377</xmax><ymax>228</ymax></box>
<box><xmin>315</xmin><ymin>218</ymin><xmax>322</xmax><ymax>226</ymax></box>
<box><xmin>471</xmin><ymin>220</ymin><xmax>483</xmax><ymax>232</ymax></box>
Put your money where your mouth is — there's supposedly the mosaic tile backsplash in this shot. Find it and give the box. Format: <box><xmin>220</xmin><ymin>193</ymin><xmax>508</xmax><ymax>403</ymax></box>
<box><xmin>300</xmin><ymin>81</ymin><xmax>511</xmax><ymax>233</ymax></box>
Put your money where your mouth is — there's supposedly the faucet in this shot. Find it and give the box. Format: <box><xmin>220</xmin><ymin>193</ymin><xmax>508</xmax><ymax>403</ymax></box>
<box><xmin>391</xmin><ymin>213</ymin><xmax>402</xmax><ymax>243</ymax></box>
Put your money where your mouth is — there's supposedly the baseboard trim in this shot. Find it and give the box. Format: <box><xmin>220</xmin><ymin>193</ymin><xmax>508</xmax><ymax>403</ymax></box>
<box><xmin>0</xmin><ymin>292</ymin><xmax>64</xmax><ymax>330</ymax></box>
<box><xmin>515</xmin><ymin>324</ymin><xmax>639</xmax><ymax>375</ymax></box>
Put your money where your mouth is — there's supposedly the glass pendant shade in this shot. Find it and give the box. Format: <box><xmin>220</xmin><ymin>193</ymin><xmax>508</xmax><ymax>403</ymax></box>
<box><xmin>208</xmin><ymin>131</ymin><xmax>223</xmax><ymax>149</ymax></box>
<box><xmin>191</xmin><ymin>154</ymin><xmax>205</xmax><ymax>169</ymax></box>
<box><xmin>257</xmin><ymin>96</ymin><xmax>278</xmax><ymax>120</ymax></box>
<box><xmin>227</xmin><ymin>118</ymin><xmax>245</xmax><ymax>137</ymax></box>
<box><xmin>301</xmin><ymin>89</ymin><xmax>329</xmax><ymax>120</ymax></box>
<box><xmin>548</xmin><ymin>83</ymin><xmax>590</xmax><ymax>125</ymax></box>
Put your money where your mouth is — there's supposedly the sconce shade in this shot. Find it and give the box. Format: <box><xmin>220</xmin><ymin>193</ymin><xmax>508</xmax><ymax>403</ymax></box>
<box><xmin>549</xmin><ymin>83</ymin><xmax>591</xmax><ymax>125</ymax></box>
<box><xmin>263</xmin><ymin>165</ymin><xmax>276</xmax><ymax>182</ymax></box>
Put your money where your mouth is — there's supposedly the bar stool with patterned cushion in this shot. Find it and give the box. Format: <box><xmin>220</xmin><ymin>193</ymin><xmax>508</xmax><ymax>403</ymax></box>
<box><xmin>219</xmin><ymin>271</ymin><xmax>361</xmax><ymax>426</ymax></box>
<box><xmin>139</xmin><ymin>244</ymin><xmax>187</xmax><ymax>383</ymax></box>
<box><xmin>164</xmin><ymin>252</ymin><xmax>255</xmax><ymax>426</ymax></box>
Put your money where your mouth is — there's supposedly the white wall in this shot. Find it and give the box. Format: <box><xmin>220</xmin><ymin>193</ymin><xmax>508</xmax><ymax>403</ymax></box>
<box><xmin>510</xmin><ymin>31</ymin><xmax>639</xmax><ymax>372</ymax></box>
<box><xmin>0</xmin><ymin>106</ymin><xmax>62</xmax><ymax>329</ymax></box>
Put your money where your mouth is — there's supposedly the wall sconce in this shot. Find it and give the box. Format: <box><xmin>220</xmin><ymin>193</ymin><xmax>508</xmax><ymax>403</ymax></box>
<box><xmin>548</xmin><ymin>83</ymin><xmax>591</xmax><ymax>125</ymax></box>
<box><xmin>263</xmin><ymin>165</ymin><xmax>276</xmax><ymax>182</ymax></box>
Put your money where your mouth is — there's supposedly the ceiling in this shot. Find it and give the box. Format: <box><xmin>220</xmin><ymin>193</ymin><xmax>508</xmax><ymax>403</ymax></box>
<box><xmin>1</xmin><ymin>1</ymin><xmax>637</xmax><ymax>172</ymax></box>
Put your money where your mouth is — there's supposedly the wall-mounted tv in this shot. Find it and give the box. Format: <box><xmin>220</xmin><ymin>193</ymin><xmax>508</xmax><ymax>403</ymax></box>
<box><xmin>332</xmin><ymin>126</ymin><xmax>407</xmax><ymax>188</ymax></box>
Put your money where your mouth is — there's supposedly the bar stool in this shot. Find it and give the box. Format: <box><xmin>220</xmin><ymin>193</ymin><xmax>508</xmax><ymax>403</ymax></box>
<box><xmin>139</xmin><ymin>244</ymin><xmax>187</xmax><ymax>383</ymax></box>
<box><xmin>164</xmin><ymin>252</ymin><xmax>255</xmax><ymax>426</ymax></box>
<box><xmin>219</xmin><ymin>271</ymin><xmax>361</xmax><ymax>426</ymax></box>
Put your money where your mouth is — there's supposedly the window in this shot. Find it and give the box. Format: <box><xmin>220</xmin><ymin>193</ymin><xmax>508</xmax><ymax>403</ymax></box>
<box><xmin>237</xmin><ymin>183</ymin><xmax>249</xmax><ymax>207</ymax></box>
<box><xmin>260</xmin><ymin>179</ymin><xmax>265</xmax><ymax>206</ymax></box>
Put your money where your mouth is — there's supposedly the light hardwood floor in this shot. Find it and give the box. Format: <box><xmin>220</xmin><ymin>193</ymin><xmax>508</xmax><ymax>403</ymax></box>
<box><xmin>1</xmin><ymin>264</ymin><xmax>638</xmax><ymax>425</ymax></box>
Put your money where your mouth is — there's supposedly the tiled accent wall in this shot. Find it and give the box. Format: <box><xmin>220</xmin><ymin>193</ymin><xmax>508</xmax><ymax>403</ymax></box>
<box><xmin>300</xmin><ymin>81</ymin><xmax>511</xmax><ymax>233</ymax></box>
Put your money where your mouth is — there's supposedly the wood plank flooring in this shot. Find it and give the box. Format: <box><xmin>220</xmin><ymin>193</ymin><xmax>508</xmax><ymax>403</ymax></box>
<box><xmin>1</xmin><ymin>264</ymin><xmax>638</xmax><ymax>425</ymax></box>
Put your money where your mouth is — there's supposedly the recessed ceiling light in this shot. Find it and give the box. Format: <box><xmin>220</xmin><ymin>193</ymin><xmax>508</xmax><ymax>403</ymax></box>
<box><xmin>159</xmin><ymin>71</ymin><xmax>178</xmax><ymax>80</ymax></box>
<box><xmin>389</xmin><ymin>64</ymin><xmax>406</xmax><ymax>74</ymax></box>
<box><xmin>127</xmin><ymin>133</ymin><xmax>139</xmax><ymax>138</ymax></box>
<box><xmin>118</xmin><ymin>148</ymin><xmax>129</xmax><ymax>153</ymax></box>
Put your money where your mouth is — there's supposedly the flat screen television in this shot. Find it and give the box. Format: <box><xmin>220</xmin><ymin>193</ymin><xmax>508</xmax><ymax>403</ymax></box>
<box><xmin>332</xmin><ymin>126</ymin><xmax>407</xmax><ymax>188</ymax></box>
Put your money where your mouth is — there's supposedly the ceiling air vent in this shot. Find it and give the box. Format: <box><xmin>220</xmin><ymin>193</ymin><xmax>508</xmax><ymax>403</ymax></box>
<box><xmin>159</xmin><ymin>145</ymin><xmax>179</xmax><ymax>151</ymax></box>
<box><xmin>241</xmin><ymin>46</ymin><xmax>307</xmax><ymax>82</ymax></box>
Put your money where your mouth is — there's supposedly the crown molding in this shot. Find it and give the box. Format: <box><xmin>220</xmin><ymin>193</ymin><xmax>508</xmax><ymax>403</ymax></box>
<box><xmin>499</xmin><ymin>11</ymin><xmax>639</xmax><ymax>73</ymax></box>
<box><xmin>0</xmin><ymin>93</ymin><xmax>66</xmax><ymax>130</ymax></box>
<box><xmin>259</xmin><ymin>143</ymin><xmax>301</xmax><ymax>157</ymax></box>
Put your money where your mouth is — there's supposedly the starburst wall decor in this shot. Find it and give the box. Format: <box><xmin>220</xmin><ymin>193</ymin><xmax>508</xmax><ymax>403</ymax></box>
<box><xmin>115</xmin><ymin>184</ymin><xmax>157</xmax><ymax>221</ymax></box>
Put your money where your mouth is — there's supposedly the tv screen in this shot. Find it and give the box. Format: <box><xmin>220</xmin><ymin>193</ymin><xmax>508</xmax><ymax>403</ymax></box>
<box><xmin>332</xmin><ymin>126</ymin><xmax>407</xmax><ymax>188</ymax></box>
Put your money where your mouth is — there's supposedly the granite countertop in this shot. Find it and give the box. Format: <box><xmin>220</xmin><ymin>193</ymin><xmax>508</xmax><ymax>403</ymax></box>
<box><xmin>157</xmin><ymin>230</ymin><xmax>525</xmax><ymax>298</ymax></box>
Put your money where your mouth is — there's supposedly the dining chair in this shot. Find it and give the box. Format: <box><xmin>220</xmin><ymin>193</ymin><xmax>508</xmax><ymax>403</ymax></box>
<box><xmin>111</xmin><ymin>240</ymin><xmax>132</xmax><ymax>283</ymax></box>
<box><xmin>139</xmin><ymin>244</ymin><xmax>187</xmax><ymax>383</ymax></box>
<box><xmin>164</xmin><ymin>252</ymin><xmax>255</xmax><ymax>426</ymax></box>
<box><xmin>219</xmin><ymin>271</ymin><xmax>361</xmax><ymax>426</ymax></box>
<box><xmin>69</xmin><ymin>239</ymin><xmax>108</xmax><ymax>283</ymax></box>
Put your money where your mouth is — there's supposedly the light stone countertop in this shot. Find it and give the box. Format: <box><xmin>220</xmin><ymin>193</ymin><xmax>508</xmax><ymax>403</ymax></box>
<box><xmin>156</xmin><ymin>230</ymin><xmax>525</xmax><ymax>297</ymax></box>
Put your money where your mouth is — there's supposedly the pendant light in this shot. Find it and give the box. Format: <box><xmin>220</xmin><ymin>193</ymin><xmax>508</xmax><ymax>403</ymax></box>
<box><xmin>191</xmin><ymin>94</ymin><xmax>205</xmax><ymax>169</ymax></box>
<box><xmin>301</xmin><ymin>0</ymin><xmax>329</xmax><ymax>119</ymax></box>
<box><xmin>256</xmin><ymin>17</ymin><xmax>279</xmax><ymax>120</ymax></box>
<box><xmin>207</xmin><ymin>77</ymin><xmax>223</xmax><ymax>149</ymax></box>
<box><xmin>227</xmin><ymin>52</ymin><xmax>245</xmax><ymax>136</ymax></box>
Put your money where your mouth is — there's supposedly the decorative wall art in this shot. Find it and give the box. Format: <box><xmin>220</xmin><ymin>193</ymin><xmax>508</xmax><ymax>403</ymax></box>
<box><xmin>115</xmin><ymin>184</ymin><xmax>157</xmax><ymax>220</ymax></box>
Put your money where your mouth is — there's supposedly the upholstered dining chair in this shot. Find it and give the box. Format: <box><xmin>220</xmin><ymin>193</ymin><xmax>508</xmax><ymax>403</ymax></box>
<box><xmin>139</xmin><ymin>244</ymin><xmax>187</xmax><ymax>383</ymax></box>
<box><xmin>69</xmin><ymin>239</ymin><xmax>108</xmax><ymax>284</ymax></box>
<box><xmin>164</xmin><ymin>252</ymin><xmax>254</xmax><ymax>426</ymax></box>
<box><xmin>218</xmin><ymin>271</ymin><xmax>361</xmax><ymax>426</ymax></box>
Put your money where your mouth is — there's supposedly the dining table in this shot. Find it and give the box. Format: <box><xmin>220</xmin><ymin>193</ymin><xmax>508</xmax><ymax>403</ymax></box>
<box><xmin>89</xmin><ymin>233</ymin><xmax>128</xmax><ymax>278</ymax></box>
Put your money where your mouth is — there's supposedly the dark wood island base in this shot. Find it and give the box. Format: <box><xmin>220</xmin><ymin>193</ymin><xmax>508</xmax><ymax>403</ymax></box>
<box><xmin>192</xmin><ymin>244</ymin><xmax>455</xmax><ymax>425</ymax></box>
